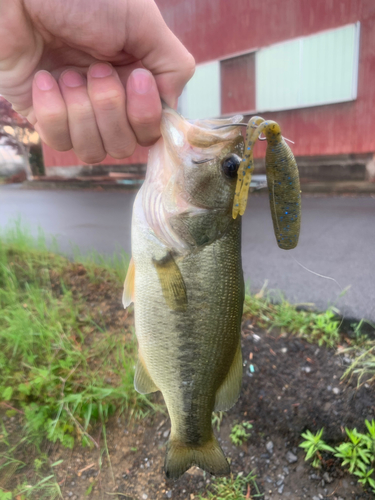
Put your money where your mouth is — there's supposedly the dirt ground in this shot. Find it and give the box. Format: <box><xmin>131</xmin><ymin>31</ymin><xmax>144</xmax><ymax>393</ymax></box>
<box><xmin>1</xmin><ymin>264</ymin><xmax>375</xmax><ymax>500</ymax></box>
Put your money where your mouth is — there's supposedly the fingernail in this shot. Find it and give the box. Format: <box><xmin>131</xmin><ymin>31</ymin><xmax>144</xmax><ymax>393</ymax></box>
<box><xmin>130</xmin><ymin>69</ymin><xmax>153</xmax><ymax>94</ymax></box>
<box><xmin>61</xmin><ymin>70</ymin><xmax>85</xmax><ymax>88</ymax></box>
<box><xmin>90</xmin><ymin>63</ymin><xmax>113</xmax><ymax>78</ymax></box>
<box><xmin>35</xmin><ymin>71</ymin><xmax>54</xmax><ymax>91</ymax></box>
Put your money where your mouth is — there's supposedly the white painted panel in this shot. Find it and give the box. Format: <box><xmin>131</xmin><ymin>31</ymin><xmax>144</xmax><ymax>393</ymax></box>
<box><xmin>256</xmin><ymin>23</ymin><xmax>360</xmax><ymax>112</ymax></box>
<box><xmin>300</xmin><ymin>23</ymin><xmax>358</xmax><ymax>106</ymax></box>
<box><xmin>256</xmin><ymin>38</ymin><xmax>301</xmax><ymax>112</ymax></box>
<box><xmin>178</xmin><ymin>61</ymin><xmax>220</xmax><ymax>120</ymax></box>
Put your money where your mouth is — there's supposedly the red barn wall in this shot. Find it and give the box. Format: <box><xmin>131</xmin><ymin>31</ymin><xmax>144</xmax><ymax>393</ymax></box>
<box><xmin>44</xmin><ymin>0</ymin><xmax>375</xmax><ymax>169</ymax></box>
<box><xmin>157</xmin><ymin>0</ymin><xmax>375</xmax><ymax>158</ymax></box>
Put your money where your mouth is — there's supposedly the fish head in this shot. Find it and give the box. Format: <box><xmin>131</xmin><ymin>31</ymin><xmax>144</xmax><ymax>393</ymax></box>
<box><xmin>142</xmin><ymin>105</ymin><xmax>244</xmax><ymax>251</ymax></box>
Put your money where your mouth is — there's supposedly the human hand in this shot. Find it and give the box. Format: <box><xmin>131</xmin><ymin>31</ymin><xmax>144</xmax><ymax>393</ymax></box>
<box><xmin>0</xmin><ymin>0</ymin><xmax>195</xmax><ymax>163</ymax></box>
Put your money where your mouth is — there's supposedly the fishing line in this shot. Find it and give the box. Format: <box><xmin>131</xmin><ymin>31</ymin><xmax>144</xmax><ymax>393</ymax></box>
<box><xmin>291</xmin><ymin>255</ymin><xmax>347</xmax><ymax>333</ymax></box>
<box><xmin>291</xmin><ymin>255</ymin><xmax>342</xmax><ymax>292</ymax></box>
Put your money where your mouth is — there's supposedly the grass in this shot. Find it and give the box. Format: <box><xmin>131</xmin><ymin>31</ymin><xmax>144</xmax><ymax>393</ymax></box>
<box><xmin>341</xmin><ymin>332</ymin><xmax>375</xmax><ymax>387</ymax></box>
<box><xmin>199</xmin><ymin>471</ymin><xmax>263</xmax><ymax>499</ymax></box>
<box><xmin>0</xmin><ymin>220</ymin><xmax>373</xmax><ymax>498</ymax></box>
<box><xmin>245</xmin><ymin>289</ymin><xmax>340</xmax><ymax>348</ymax></box>
<box><xmin>245</xmin><ymin>287</ymin><xmax>375</xmax><ymax>385</ymax></box>
<box><xmin>0</xmin><ymin>222</ymin><xmax>155</xmax><ymax>498</ymax></box>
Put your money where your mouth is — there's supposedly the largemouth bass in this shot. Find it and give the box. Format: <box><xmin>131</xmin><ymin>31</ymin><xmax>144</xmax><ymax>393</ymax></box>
<box><xmin>123</xmin><ymin>105</ymin><xmax>246</xmax><ymax>478</ymax></box>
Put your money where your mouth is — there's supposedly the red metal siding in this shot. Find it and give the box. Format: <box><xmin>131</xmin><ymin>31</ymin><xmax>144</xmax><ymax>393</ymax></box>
<box><xmin>221</xmin><ymin>53</ymin><xmax>255</xmax><ymax>115</ymax></box>
<box><xmin>44</xmin><ymin>0</ymin><xmax>375</xmax><ymax>168</ymax></box>
<box><xmin>156</xmin><ymin>0</ymin><xmax>375</xmax><ymax>158</ymax></box>
<box><xmin>157</xmin><ymin>0</ymin><xmax>366</xmax><ymax>63</ymax></box>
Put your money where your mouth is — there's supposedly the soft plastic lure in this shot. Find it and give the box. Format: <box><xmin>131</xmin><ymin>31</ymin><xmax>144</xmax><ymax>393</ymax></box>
<box><xmin>230</xmin><ymin>117</ymin><xmax>301</xmax><ymax>250</ymax></box>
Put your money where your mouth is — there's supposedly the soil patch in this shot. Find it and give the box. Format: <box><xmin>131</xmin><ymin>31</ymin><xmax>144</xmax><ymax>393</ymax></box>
<box><xmin>1</xmin><ymin>263</ymin><xmax>374</xmax><ymax>500</ymax></box>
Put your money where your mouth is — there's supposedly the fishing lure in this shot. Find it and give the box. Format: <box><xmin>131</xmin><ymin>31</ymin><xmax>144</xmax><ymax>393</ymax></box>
<box><xmin>218</xmin><ymin>117</ymin><xmax>301</xmax><ymax>250</ymax></box>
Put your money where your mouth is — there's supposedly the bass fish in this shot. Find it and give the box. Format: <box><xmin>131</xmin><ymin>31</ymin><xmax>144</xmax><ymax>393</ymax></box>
<box><xmin>123</xmin><ymin>105</ymin><xmax>245</xmax><ymax>479</ymax></box>
<box><xmin>123</xmin><ymin>104</ymin><xmax>301</xmax><ymax>479</ymax></box>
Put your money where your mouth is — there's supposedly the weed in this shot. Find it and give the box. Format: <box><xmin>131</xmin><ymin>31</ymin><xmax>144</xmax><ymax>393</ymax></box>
<box><xmin>212</xmin><ymin>412</ymin><xmax>225</xmax><ymax>431</ymax></box>
<box><xmin>355</xmin><ymin>467</ymin><xmax>375</xmax><ymax>490</ymax></box>
<box><xmin>230</xmin><ymin>422</ymin><xmax>253</xmax><ymax>446</ymax></box>
<box><xmin>342</xmin><ymin>343</ymin><xmax>375</xmax><ymax>387</ymax></box>
<box><xmin>244</xmin><ymin>292</ymin><xmax>340</xmax><ymax>347</ymax></box>
<box><xmin>300</xmin><ymin>420</ymin><xmax>375</xmax><ymax>494</ymax></box>
<box><xmin>0</xmin><ymin>223</ymin><xmax>158</xmax><ymax>497</ymax></box>
<box><xmin>0</xmin><ymin>492</ymin><xmax>12</xmax><ymax>500</ymax></box>
<box><xmin>334</xmin><ymin>428</ymin><xmax>371</xmax><ymax>474</ymax></box>
<box><xmin>199</xmin><ymin>470</ymin><xmax>263</xmax><ymax>499</ymax></box>
<box><xmin>299</xmin><ymin>429</ymin><xmax>335</xmax><ymax>468</ymax></box>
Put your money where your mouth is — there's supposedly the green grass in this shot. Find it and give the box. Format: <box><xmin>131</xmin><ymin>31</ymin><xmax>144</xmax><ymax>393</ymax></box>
<box><xmin>0</xmin><ymin>222</ymin><xmax>155</xmax><ymax>498</ymax></box>
<box><xmin>0</xmin><ymin>220</ymin><xmax>373</xmax><ymax>498</ymax></box>
<box><xmin>342</xmin><ymin>344</ymin><xmax>375</xmax><ymax>386</ymax></box>
<box><xmin>244</xmin><ymin>291</ymin><xmax>341</xmax><ymax>348</ymax></box>
<box><xmin>245</xmin><ymin>288</ymin><xmax>375</xmax><ymax>383</ymax></box>
<box><xmin>199</xmin><ymin>471</ymin><xmax>263</xmax><ymax>499</ymax></box>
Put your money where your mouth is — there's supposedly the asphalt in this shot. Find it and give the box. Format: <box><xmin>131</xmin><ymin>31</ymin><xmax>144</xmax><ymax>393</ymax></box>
<box><xmin>1</xmin><ymin>184</ymin><xmax>374</xmax><ymax>322</ymax></box>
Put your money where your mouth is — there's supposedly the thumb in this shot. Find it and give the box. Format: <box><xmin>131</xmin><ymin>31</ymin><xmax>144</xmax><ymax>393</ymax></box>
<box><xmin>124</xmin><ymin>0</ymin><xmax>195</xmax><ymax>107</ymax></box>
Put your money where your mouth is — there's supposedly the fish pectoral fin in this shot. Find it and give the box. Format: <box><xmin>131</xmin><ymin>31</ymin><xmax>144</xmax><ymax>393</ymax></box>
<box><xmin>165</xmin><ymin>436</ymin><xmax>230</xmax><ymax>479</ymax></box>
<box><xmin>122</xmin><ymin>257</ymin><xmax>135</xmax><ymax>309</ymax></box>
<box><xmin>214</xmin><ymin>341</ymin><xmax>243</xmax><ymax>411</ymax></box>
<box><xmin>152</xmin><ymin>252</ymin><xmax>187</xmax><ymax>312</ymax></box>
<box><xmin>134</xmin><ymin>358</ymin><xmax>159</xmax><ymax>394</ymax></box>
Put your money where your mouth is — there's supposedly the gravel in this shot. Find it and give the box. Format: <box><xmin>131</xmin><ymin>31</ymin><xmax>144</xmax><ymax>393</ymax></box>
<box><xmin>285</xmin><ymin>451</ymin><xmax>298</xmax><ymax>463</ymax></box>
<box><xmin>266</xmin><ymin>441</ymin><xmax>274</xmax><ymax>454</ymax></box>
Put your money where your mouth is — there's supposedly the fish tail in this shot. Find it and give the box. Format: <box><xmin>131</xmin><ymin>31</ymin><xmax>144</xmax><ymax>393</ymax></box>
<box><xmin>164</xmin><ymin>435</ymin><xmax>230</xmax><ymax>479</ymax></box>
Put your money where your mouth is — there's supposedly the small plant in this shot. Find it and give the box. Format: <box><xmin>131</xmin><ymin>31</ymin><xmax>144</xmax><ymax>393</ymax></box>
<box><xmin>299</xmin><ymin>428</ymin><xmax>335</xmax><ymax>468</ymax></box>
<box><xmin>364</xmin><ymin>419</ymin><xmax>375</xmax><ymax>455</ymax></box>
<box><xmin>212</xmin><ymin>411</ymin><xmax>225</xmax><ymax>431</ymax></box>
<box><xmin>0</xmin><ymin>491</ymin><xmax>13</xmax><ymax>500</ymax></box>
<box><xmin>230</xmin><ymin>421</ymin><xmax>253</xmax><ymax>446</ymax></box>
<box><xmin>243</xmin><ymin>292</ymin><xmax>340</xmax><ymax>348</ymax></box>
<box><xmin>300</xmin><ymin>421</ymin><xmax>375</xmax><ymax>494</ymax></box>
<box><xmin>355</xmin><ymin>466</ymin><xmax>375</xmax><ymax>490</ymax></box>
<box><xmin>334</xmin><ymin>428</ymin><xmax>371</xmax><ymax>474</ymax></box>
<box><xmin>342</xmin><ymin>343</ymin><xmax>375</xmax><ymax>387</ymax></box>
<box><xmin>199</xmin><ymin>471</ymin><xmax>263</xmax><ymax>499</ymax></box>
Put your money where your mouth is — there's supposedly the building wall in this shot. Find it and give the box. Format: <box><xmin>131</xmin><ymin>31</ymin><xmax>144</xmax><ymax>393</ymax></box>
<box><xmin>43</xmin><ymin>0</ymin><xmax>375</xmax><ymax>170</ymax></box>
<box><xmin>157</xmin><ymin>0</ymin><xmax>375</xmax><ymax>158</ymax></box>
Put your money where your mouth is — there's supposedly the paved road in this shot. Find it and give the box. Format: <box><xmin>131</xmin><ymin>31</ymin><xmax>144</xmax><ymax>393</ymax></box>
<box><xmin>1</xmin><ymin>184</ymin><xmax>374</xmax><ymax>322</ymax></box>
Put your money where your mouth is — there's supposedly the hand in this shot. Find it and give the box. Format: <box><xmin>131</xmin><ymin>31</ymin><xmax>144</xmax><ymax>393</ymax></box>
<box><xmin>0</xmin><ymin>0</ymin><xmax>195</xmax><ymax>163</ymax></box>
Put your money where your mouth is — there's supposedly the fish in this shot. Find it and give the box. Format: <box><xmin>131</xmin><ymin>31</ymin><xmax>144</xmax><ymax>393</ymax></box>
<box><xmin>123</xmin><ymin>104</ymin><xmax>246</xmax><ymax>479</ymax></box>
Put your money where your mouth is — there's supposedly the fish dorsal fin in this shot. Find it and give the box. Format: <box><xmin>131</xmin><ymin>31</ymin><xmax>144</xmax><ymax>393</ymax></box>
<box><xmin>122</xmin><ymin>257</ymin><xmax>135</xmax><ymax>309</ymax></box>
<box><xmin>214</xmin><ymin>341</ymin><xmax>243</xmax><ymax>411</ymax></box>
<box><xmin>134</xmin><ymin>357</ymin><xmax>159</xmax><ymax>394</ymax></box>
<box><xmin>152</xmin><ymin>252</ymin><xmax>187</xmax><ymax>312</ymax></box>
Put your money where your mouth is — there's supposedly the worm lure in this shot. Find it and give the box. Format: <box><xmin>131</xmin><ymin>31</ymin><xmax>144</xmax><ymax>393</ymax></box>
<box><xmin>233</xmin><ymin>117</ymin><xmax>301</xmax><ymax>250</ymax></box>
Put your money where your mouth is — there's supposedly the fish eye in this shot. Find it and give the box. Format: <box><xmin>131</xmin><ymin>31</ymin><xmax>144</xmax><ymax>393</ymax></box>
<box><xmin>221</xmin><ymin>154</ymin><xmax>241</xmax><ymax>179</ymax></box>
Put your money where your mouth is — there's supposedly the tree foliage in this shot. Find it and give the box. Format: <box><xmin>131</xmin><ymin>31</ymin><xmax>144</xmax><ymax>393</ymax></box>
<box><xmin>0</xmin><ymin>96</ymin><xmax>36</xmax><ymax>178</ymax></box>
